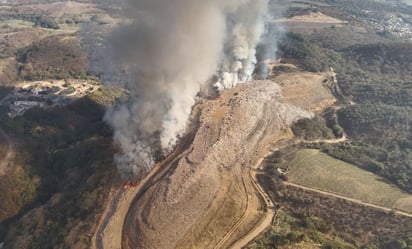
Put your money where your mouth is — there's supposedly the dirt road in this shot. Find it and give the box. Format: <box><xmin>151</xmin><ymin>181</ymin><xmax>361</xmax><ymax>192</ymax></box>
<box><xmin>213</xmin><ymin>171</ymin><xmax>270</xmax><ymax>249</ymax></box>
<box><xmin>303</xmin><ymin>134</ymin><xmax>347</xmax><ymax>144</ymax></box>
<box><xmin>94</xmin><ymin>79</ymin><xmax>327</xmax><ymax>249</ymax></box>
<box><xmin>284</xmin><ymin>182</ymin><xmax>412</xmax><ymax>218</ymax></box>
<box><xmin>213</xmin><ymin>154</ymin><xmax>277</xmax><ymax>249</ymax></box>
<box><xmin>93</xmin><ymin>111</ymin><xmax>199</xmax><ymax>249</ymax></box>
<box><xmin>226</xmin><ymin>170</ymin><xmax>276</xmax><ymax>249</ymax></box>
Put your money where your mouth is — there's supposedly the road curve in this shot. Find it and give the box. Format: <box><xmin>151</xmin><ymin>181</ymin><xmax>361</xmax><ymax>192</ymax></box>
<box><xmin>92</xmin><ymin>105</ymin><xmax>200</xmax><ymax>249</ymax></box>
<box><xmin>224</xmin><ymin>135</ymin><xmax>351</xmax><ymax>249</ymax></box>
<box><xmin>93</xmin><ymin>126</ymin><xmax>197</xmax><ymax>249</ymax></box>
<box><xmin>226</xmin><ymin>170</ymin><xmax>276</xmax><ymax>249</ymax></box>
<box><xmin>121</xmin><ymin>112</ymin><xmax>200</xmax><ymax>249</ymax></box>
<box><xmin>214</xmin><ymin>153</ymin><xmax>277</xmax><ymax>249</ymax></box>
<box><xmin>212</xmin><ymin>173</ymin><xmax>253</xmax><ymax>249</ymax></box>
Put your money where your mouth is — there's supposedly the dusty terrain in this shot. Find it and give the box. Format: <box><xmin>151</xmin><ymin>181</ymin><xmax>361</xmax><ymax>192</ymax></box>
<box><xmin>120</xmin><ymin>79</ymin><xmax>323</xmax><ymax>249</ymax></box>
<box><xmin>91</xmin><ymin>69</ymin><xmax>337</xmax><ymax>249</ymax></box>
<box><xmin>274</xmin><ymin>11</ymin><xmax>347</xmax><ymax>33</ymax></box>
<box><xmin>274</xmin><ymin>71</ymin><xmax>337</xmax><ymax>112</ymax></box>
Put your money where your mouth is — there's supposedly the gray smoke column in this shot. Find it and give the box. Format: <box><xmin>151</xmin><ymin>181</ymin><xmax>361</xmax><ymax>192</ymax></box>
<box><xmin>216</xmin><ymin>0</ymin><xmax>269</xmax><ymax>90</ymax></box>
<box><xmin>103</xmin><ymin>0</ymin><xmax>270</xmax><ymax>179</ymax></box>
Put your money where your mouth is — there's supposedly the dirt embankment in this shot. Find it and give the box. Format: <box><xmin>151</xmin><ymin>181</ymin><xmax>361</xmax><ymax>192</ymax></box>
<box><xmin>122</xmin><ymin>80</ymin><xmax>314</xmax><ymax>249</ymax></box>
<box><xmin>92</xmin><ymin>71</ymin><xmax>335</xmax><ymax>249</ymax></box>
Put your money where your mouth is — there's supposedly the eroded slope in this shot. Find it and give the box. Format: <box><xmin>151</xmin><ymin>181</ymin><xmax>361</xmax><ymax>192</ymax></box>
<box><xmin>123</xmin><ymin>80</ymin><xmax>314</xmax><ymax>249</ymax></box>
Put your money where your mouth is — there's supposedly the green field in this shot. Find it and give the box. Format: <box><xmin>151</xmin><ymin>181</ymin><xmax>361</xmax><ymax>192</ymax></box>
<box><xmin>287</xmin><ymin>149</ymin><xmax>412</xmax><ymax>212</ymax></box>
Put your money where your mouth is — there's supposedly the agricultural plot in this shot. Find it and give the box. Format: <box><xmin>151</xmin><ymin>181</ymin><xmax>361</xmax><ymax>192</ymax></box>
<box><xmin>287</xmin><ymin>149</ymin><xmax>412</xmax><ymax>212</ymax></box>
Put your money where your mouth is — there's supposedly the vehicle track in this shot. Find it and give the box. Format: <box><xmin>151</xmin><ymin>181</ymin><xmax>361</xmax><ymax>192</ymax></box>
<box><xmin>284</xmin><ymin>182</ymin><xmax>412</xmax><ymax>218</ymax></box>
<box><xmin>95</xmin><ymin>188</ymin><xmax>126</xmax><ymax>249</ymax></box>
<box><xmin>214</xmin><ymin>158</ymin><xmax>276</xmax><ymax>249</ymax></box>
<box><xmin>94</xmin><ymin>112</ymin><xmax>199</xmax><ymax>249</ymax></box>
<box><xmin>227</xmin><ymin>170</ymin><xmax>276</xmax><ymax>249</ymax></box>
<box><xmin>213</xmin><ymin>173</ymin><xmax>251</xmax><ymax>249</ymax></box>
<box><xmin>121</xmin><ymin>111</ymin><xmax>201</xmax><ymax>249</ymax></box>
<box><xmin>221</xmin><ymin>135</ymin><xmax>350</xmax><ymax>248</ymax></box>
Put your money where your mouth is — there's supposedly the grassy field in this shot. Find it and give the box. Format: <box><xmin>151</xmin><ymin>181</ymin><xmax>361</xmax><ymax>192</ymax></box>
<box><xmin>287</xmin><ymin>149</ymin><xmax>412</xmax><ymax>212</ymax></box>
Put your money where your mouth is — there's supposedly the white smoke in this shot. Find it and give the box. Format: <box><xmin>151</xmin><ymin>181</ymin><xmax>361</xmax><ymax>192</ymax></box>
<box><xmin>216</xmin><ymin>0</ymin><xmax>269</xmax><ymax>90</ymax></box>
<box><xmin>100</xmin><ymin>0</ymin><xmax>273</xmax><ymax>178</ymax></box>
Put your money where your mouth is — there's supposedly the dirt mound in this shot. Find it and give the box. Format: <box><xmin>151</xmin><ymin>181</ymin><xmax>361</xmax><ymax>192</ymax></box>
<box><xmin>275</xmin><ymin>71</ymin><xmax>337</xmax><ymax>112</ymax></box>
<box><xmin>122</xmin><ymin>80</ymin><xmax>313</xmax><ymax>249</ymax></box>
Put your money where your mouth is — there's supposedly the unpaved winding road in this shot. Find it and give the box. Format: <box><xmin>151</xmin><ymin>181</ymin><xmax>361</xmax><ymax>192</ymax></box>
<box><xmin>222</xmin><ymin>135</ymin><xmax>350</xmax><ymax>248</ymax></box>
<box><xmin>226</xmin><ymin>170</ymin><xmax>276</xmax><ymax>249</ymax></box>
<box><xmin>213</xmin><ymin>172</ymin><xmax>267</xmax><ymax>249</ymax></box>
<box><xmin>214</xmin><ymin>155</ymin><xmax>277</xmax><ymax>249</ymax></box>
<box><xmin>93</xmin><ymin>113</ymin><xmax>199</xmax><ymax>249</ymax></box>
<box><xmin>94</xmin><ymin>78</ymin><xmax>332</xmax><ymax>249</ymax></box>
<box><xmin>303</xmin><ymin>133</ymin><xmax>347</xmax><ymax>144</ymax></box>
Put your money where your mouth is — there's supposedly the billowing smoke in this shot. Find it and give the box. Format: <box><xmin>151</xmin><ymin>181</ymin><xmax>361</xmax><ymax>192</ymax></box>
<box><xmin>99</xmin><ymin>0</ymin><xmax>273</xmax><ymax>179</ymax></box>
<box><xmin>215</xmin><ymin>0</ymin><xmax>269</xmax><ymax>90</ymax></box>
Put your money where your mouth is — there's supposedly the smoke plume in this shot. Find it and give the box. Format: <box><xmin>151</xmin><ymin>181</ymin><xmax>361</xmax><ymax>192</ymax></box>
<box><xmin>100</xmin><ymin>0</ymin><xmax>272</xmax><ymax>178</ymax></box>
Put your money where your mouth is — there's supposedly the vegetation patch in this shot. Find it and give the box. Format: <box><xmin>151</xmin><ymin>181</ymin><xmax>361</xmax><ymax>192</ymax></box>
<box><xmin>291</xmin><ymin>115</ymin><xmax>335</xmax><ymax>140</ymax></box>
<box><xmin>250</xmin><ymin>174</ymin><xmax>412</xmax><ymax>249</ymax></box>
<box><xmin>16</xmin><ymin>35</ymin><xmax>88</xmax><ymax>81</ymax></box>
<box><xmin>286</xmin><ymin>149</ymin><xmax>411</xmax><ymax>211</ymax></box>
<box><xmin>0</xmin><ymin>97</ymin><xmax>118</xmax><ymax>248</ymax></box>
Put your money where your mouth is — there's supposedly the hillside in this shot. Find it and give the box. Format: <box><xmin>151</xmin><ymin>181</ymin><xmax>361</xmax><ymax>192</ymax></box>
<box><xmin>252</xmin><ymin>0</ymin><xmax>412</xmax><ymax>248</ymax></box>
<box><xmin>0</xmin><ymin>2</ymin><xmax>125</xmax><ymax>248</ymax></box>
<box><xmin>0</xmin><ymin>0</ymin><xmax>411</xmax><ymax>249</ymax></box>
<box><xmin>121</xmin><ymin>80</ymin><xmax>315</xmax><ymax>249</ymax></box>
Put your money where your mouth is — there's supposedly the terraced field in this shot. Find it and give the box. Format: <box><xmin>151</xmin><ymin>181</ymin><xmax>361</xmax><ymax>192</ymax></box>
<box><xmin>287</xmin><ymin>149</ymin><xmax>412</xmax><ymax>212</ymax></box>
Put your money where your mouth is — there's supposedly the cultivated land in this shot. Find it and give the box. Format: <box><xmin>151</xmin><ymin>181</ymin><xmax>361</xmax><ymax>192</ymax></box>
<box><xmin>287</xmin><ymin>149</ymin><xmax>412</xmax><ymax>213</ymax></box>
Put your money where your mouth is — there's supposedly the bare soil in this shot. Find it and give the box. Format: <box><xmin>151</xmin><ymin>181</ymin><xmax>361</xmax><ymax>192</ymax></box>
<box><xmin>94</xmin><ymin>72</ymin><xmax>336</xmax><ymax>249</ymax></box>
<box><xmin>274</xmin><ymin>71</ymin><xmax>336</xmax><ymax>112</ymax></box>
<box><xmin>121</xmin><ymin>80</ymin><xmax>314</xmax><ymax>249</ymax></box>
<box><xmin>274</xmin><ymin>11</ymin><xmax>347</xmax><ymax>33</ymax></box>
